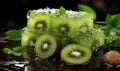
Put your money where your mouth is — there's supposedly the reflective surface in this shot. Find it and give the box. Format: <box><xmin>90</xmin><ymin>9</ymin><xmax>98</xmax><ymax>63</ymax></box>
<box><xmin>1</xmin><ymin>37</ymin><xmax>120</xmax><ymax>71</ymax></box>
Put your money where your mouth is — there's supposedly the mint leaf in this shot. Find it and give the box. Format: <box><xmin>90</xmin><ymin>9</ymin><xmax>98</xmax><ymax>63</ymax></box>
<box><xmin>3</xmin><ymin>48</ymin><xmax>13</xmax><ymax>54</ymax></box>
<box><xmin>12</xmin><ymin>46</ymin><xmax>24</xmax><ymax>56</ymax></box>
<box><xmin>106</xmin><ymin>14</ymin><xmax>120</xmax><ymax>29</ymax></box>
<box><xmin>59</xmin><ymin>6</ymin><xmax>66</xmax><ymax>14</ymax></box>
<box><xmin>3</xmin><ymin>46</ymin><xmax>24</xmax><ymax>56</ymax></box>
<box><xmin>77</xmin><ymin>4</ymin><xmax>96</xmax><ymax>20</ymax></box>
<box><xmin>105</xmin><ymin>14</ymin><xmax>120</xmax><ymax>36</ymax></box>
<box><xmin>5</xmin><ymin>29</ymin><xmax>22</xmax><ymax>41</ymax></box>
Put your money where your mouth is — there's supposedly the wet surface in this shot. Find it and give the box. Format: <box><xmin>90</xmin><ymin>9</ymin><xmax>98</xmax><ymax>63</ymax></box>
<box><xmin>1</xmin><ymin>36</ymin><xmax>120</xmax><ymax>71</ymax></box>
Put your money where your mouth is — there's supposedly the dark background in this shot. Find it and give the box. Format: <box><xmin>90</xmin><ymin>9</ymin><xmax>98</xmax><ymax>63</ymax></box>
<box><xmin>0</xmin><ymin>0</ymin><xmax>120</xmax><ymax>31</ymax></box>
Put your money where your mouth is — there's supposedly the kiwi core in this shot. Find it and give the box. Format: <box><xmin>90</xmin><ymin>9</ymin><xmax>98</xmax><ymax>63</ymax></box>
<box><xmin>41</xmin><ymin>41</ymin><xmax>50</xmax><ymax>51</ymax></box>
<box><xmin>29</xmin><ymin>40</ymin><xmax>35</xmax><ymax>46</ymax></box>
<box><xmin>35</xmin><ymin>21</ymin><xmax>46</xmax><ymax>30</ymax></box>
<box><xmin>79</xmin><ymin>25</ymin><xmax>88</xmax><ymax>33</ymax></box>
<box><xmin>59</xmin><ymin>24</ymin><xmax>69</xmax><ymax>34</ymax></box>
<box><xmin>70</xmin><ymin>50</ymin><xmax>82</xmax><ymax>58</ymax></box>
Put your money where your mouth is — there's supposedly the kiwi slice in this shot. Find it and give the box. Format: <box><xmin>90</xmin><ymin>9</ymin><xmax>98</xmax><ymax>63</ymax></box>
<box><xmin>91</xmin><ymin>29</ymin><xmax>105</xmax><ymax>50</ymax></box>
<box><xmin>50</xmin><ymin>16</ymin><xmax>71</xmax><ymax>36</ymax></box>
<box><xmin>61</xmin><ymin>44</ymin><xmax>92</xmax><ymax>65</ymax></box>
<box><xmin>67</xmin><ymin>14</ymin><xmax>93</xmax><ymax>38</ymax></box>
<box><xmin>27</xmin><ymin>13</ymin><xmax>51</xmax><ymax>34</ymax></box>
<box><xmin>74</xmin><ymin>35</ymin><xmax>93</xmax><ymax>50</ymax></box>
<box><xmin>21</xmin><ymin>29</ymin><xmax>40</xmax><ymax>47</ymax></box>
<box><xmin>34</xmin><ymin>34</ymin><xmax>58</xmax><ymax>58</ymax></box>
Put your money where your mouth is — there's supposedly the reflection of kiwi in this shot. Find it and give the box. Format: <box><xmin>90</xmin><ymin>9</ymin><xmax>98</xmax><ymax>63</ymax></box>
<box><xmin>34</xmin><ymin>34</ymin><xmax>58</xmax><ymax>58</ymax></box>
<box><xmin>61</xmin><ymin>44</ymin><xmax>92</xmax><ymax>65</ymax></box>
<box><xmin>26</xmin><ymin>58</ymin><xmax>56</xmax><ymax>71</ymax></box>
<box><xmin>23</xmin><ymin>46</ymin><xmax>36</xmax><ymax>61</ymax></box>
<box><xmin>27</xmin><ymin>13</ymin><xmax>51</xmax><ymax>34</ymax></box>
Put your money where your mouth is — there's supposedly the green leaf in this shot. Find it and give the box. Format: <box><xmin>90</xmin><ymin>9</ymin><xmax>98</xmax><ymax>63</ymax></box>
<box><xmin>5</xmin><ymin>29</ymin><xmax>22</xmax><ymax>41</ymax></box>
<box><xmin>77</xmin><ymin>4</ymin><xmax>96</xmax><ymax>20</ymax></box>
<box><xmin>108</xmin><ymin>14</ymin><xmax>120</xmax><ymax>29</ymax></box>
<box><xmin>3</xmin><ymin>48</ymin><xmax>13</xmax><ymax>54</ymax></box>
<box><xmin>59</xmin><ymin>6</ymin><xmax>66</xmax><ymax>14</ymax></box>
<box><xmin>105</xmin><ymin>14</ymin><xmax>120</xmax><ymax>37</ymax></box>
<box><xmin>3</xmin><ymin>46</ymin><xmax>24</xmax><ymax>56</ymax></box>
<box><xmin>12</xmin><ymin>46</ymin><xmax>24</xmax><ymax>56</ymax></box>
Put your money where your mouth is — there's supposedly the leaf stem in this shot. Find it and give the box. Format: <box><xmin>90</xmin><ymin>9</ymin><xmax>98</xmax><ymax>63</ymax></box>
<box><xmin>94</xmin><ymin>21</ymin><xmax>106</xmax><ymax>25</ymax></box>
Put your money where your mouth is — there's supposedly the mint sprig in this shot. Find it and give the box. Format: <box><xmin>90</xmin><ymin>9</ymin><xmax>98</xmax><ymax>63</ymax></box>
<box><xmin>77</xmin><ymin>4</ymin><xmax>96</xmax><ymax>20</ymax></box>
<box><xmin>59</xmin><ymin>6</ymin><xmax>66</xmax><ymax>14</ymax></box>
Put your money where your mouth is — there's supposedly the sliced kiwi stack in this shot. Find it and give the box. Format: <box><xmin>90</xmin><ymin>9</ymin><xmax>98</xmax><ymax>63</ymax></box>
<box><xmin>61</xmin><ymin>44</ymin><xmax>92</xmax><ymax>65</ymax></box>
<box><xmin>21</xmin><ymin>8</ymin><xmax>105</xmax><ymax>65</ymax></box>
<box><xmin>34</xmin><ymin>34</ymin><xmax>58</xmax><ymax>58</ymax></box>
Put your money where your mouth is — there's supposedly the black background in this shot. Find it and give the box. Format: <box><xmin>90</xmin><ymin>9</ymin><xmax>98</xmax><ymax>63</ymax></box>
<box><xmin>0</xmin><ymin>0</ymin><xmax>120</xmax><ymax>30</ymax></box>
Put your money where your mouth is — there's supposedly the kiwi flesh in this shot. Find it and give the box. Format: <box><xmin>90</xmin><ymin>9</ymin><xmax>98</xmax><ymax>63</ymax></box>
<box><xmin>34</xmin><ymin>34</ymin><xmax>58</xmax><ymax>58</ymax></box>
<box><xmin>27</xmin><ymin>8</ymin><xmax>94</xmax><ymax>38</ymax></box>
<box><xmin>21</xmin><ymin>29</ymin><xmax>40</xmax><ymax>47</ymax></box>
<box><xmin>90</xmin><ymin>29</ymin><xmax>105</xmax><ymax>50</ymax></box>
<box><xmin>27</xmin><ymin>13</ymin><xmax>51</xmax><ymax>34</ymax></box>
<box><xmin>73</xmin><ymin>34</ymin><xmax>93</xmax><ymax>50</ymax></box>
<box><xmin>50</xmin><ymin>16</ymin><xmax>71</xmax><ymax>36</ymax></box>
<box><xmin>73</xmin><ymin>29</ymin><xmax>104</xmax><ymax>51</ymax></box>
<box><xmin>67</xmin><ymin>13</ymin><xmax>93</xmax><ymax>38</ymax></box>
<box><xmin>61</xmin><ymin>44</ymin><xmax>92</xmax><ymax>65</ymax></box>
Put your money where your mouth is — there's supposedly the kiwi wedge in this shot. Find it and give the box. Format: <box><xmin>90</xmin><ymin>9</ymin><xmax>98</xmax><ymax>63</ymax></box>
<box><xmin>34</xmin><ymin>34</ymin><xmax>58</xmax><ymax>58</ymax></box>
<box><xmin>61</xmin><ymin>44</ymin><xmax>92</xmax><ymax>65</ymax></box>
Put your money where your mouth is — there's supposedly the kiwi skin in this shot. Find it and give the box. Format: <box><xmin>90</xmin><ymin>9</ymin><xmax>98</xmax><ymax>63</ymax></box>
<box><xmin>61</xmin><ymin>44</ymin><xmax>92</xmax><ymax>65</ymax></box>
<box><xmin>34</xmin><ymin>34</ymin><xmax>58</xmax><ymax>58</ymax></box>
